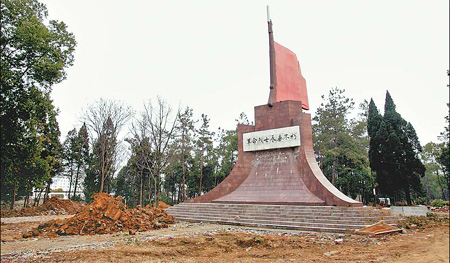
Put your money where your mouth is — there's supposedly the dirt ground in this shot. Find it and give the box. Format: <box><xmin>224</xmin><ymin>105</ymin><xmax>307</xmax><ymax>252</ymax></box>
<box><xmin>1</xmin><ymin>214</ymin><xmax>449</xmax><ymax>263</ymax></box>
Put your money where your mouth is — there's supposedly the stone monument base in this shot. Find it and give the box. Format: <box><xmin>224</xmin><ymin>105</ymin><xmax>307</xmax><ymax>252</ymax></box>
<box><xmin>186</xmin><ymin>101</ymin><xmax>362</xmax><ymax>207</ymax></box>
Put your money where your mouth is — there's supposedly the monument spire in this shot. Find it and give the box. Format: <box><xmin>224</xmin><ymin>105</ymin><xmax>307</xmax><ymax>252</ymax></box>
<box><xmin>267</xmin><ymin>6</ymin><xmax>277</xmax><ymax>107</ymax></box>
<box><xmin>180</xmin><ymin>9</ymin><xmax>359</xmax><ymax>208</ymax></box>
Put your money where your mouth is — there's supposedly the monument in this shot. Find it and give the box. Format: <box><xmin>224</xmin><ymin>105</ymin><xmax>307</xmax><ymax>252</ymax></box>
<box><xmin>185</xmin><ymin>11</ymin><xmax>362</xmax><ymax>207</ymax></box>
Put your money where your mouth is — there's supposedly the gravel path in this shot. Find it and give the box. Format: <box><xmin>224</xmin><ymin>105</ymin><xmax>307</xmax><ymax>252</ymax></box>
<box><xmin>1</xmin><ymin>221</ymin><xmax>230</xmax><ymax>259</ymax></box>
<box><xmin>1</xmin><ymin>215</ymin><xmax>72</xmax><ymax>225</ymax></box>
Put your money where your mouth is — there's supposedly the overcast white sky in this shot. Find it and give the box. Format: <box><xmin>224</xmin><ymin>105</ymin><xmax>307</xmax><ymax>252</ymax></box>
<box><xmin>41</xmin><ymin>0</ymin><xmax>449</xmax><ymax>145</ymax></box>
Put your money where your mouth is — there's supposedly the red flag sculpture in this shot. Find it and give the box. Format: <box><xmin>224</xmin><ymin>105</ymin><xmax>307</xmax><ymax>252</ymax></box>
<box><xmin>273</xmin><ymin>42</ymin><xmax>309</xmax><ymax>110</ymax></box>
<box><xmin>267</xmin><ymin>18</ymin><xmax>309</xmax><ymax>110</ymax></box>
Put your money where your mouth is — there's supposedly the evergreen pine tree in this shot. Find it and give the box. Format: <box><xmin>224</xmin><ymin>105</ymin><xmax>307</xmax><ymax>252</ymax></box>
<box><xmin>368</xmin><ymin>91</ymin><xmax>425</xmax><ymax>204</ymax></box>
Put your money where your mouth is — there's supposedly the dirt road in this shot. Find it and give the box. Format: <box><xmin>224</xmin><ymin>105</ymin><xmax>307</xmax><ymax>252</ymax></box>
<box><xmin>1</xmin><ymin>214</ymin><xmax>448</xmax><ymax>262</ymax></box>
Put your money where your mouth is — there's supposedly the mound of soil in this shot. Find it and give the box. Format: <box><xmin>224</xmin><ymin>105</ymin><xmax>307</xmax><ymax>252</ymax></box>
<box><xmin>148</xmin><ymin>201</ymin><xmax>171</xmax><ymax>209</ymax></box>
<box><xmin>1</xmin><ymin>197</ymin><xmax>85</xmax><ymax>218</ymax></box>
<box><xmin>431</xmin><ymin>205</ymin><xmax>449</xmax><ymax>213</ymax></box>
<box><xmin>23</xmin><ymin>193</ymin><xmax>174</xmax><ymax>238</ymax></box>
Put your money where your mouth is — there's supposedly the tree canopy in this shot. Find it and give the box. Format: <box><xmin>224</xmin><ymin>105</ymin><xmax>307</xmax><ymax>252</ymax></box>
<box><xmin>312</xmin><ymin>88</ymin><xmax>372</xmax><ymax>202</ymax></box>
<box><xmin>368</xmin><ymin>91</ymin><xmax>425</xmax><ymax>204</ymax></box>
<box><xmin>1</xmin><ymin>0</ymin><xmax>76</xmax><ymax>208</ymax></box>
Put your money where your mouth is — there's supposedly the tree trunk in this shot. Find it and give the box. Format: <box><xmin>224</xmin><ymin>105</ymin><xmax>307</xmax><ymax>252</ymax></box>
<box><xmin>68</xmin><ymin>160</ymin><xmax>74</xmax><ymax>199</ymax></box>
<box><xmin>171</xmin><ymin>189</ymin><xmax>174</xmax><ymax>204</ymax></box>
<box><xmin>10</xmin><ymin>181</ymin><xmax>16</xmax><ymax>210</ymax></box>
<box><xmin>99</xmin><ymin>137</ymin><xmax>107</xmax><ymax>193</ymax></box>
<box><xmin>34</xmin><ymin>188</ymin><xmax>44</xmax><ymax>206</ymax></box>
<box><xmin>166</xmin><ymin>185</ymin><xmax>170</xmax><ymax>203</ymax></box>
<box><xmin>33</xmin><ymin>189</ymin><xmax>38</xmax><ymax>206</ymax></box>
<box><xmin>68</xmin><ymin>176</ymin><xmax>73</xmax><ymax>200</ymax></box>
<box><xmin>99</xmin><ymin>165</ymin><xmax>105</xmax><ymax>193</ymax></box>
<box><xmin>44</xmin><ymin>179</ymin><xmax>51</xmax><ymax>203</ymax></box>
<box><xmin>24</xmin><ymin>182</ymin><xmax>32</xmax><ymax>207</ymax></box>
<box><xmin>331</xmin><ymin>134</ymin><xmax>338</xmax><ymax>186</ymax></box>
<box><xmin>371</xmin><ymin>170</ymin><xmax>377</xmax><ymax>207</ymax></box>
<box><xmin>332</xmin><ymin>156</ymin><xmax>337</xmax><ymax>185</ymax></box>
<box><xmin>33</xmin><ymin>191</ymin><xmax>38</xmax><ymax>206</ymax></box>
<box><xmin>405</xmin><ymin>186</ymin><xmax>412</xmax><ymax>205</ymax></box>
<box><xmin>436</xmin><ymin>170</ymin><xmax>447</xmax><ymax>200</ymax></box>
<box><xmin>182</xmin><ymin>154</ymin><xmax>186</xmax><ymax>202</ymax></box>
<box><xmin>178</xmin><ymin>184</ymin><xmax>182</xmax><ymax>204</ymax></box>
<box><xmin>29</xmin><ymin>189</ymin><xmax>33</xmax><ymax>206</ymax></box>
<box><xmin>24</xmin><ymin>192</ymin><xmax>30</xmax><ymax>208</ymax></box>
<box><xmin>154</xmin><ymin>174</ymin><xmax>159</xmax><ymax>208</ymax></box>
<box><xmin>139</xmin><ymin>172</ymin><xmax>143</xmax><ymax>207</ymax></box>
<box><xmin>73</xmin><ymin>165</ymin><xmax>81</xmax><ymax>200</ymax></box>
<box><xmin>214</xmin><ymin>165</ymin><xmax>217</xmax><ymax>187</ymax></box>
<box><xmin>148</xmin><ymin>175</ymin><xmax>152</xmax><ymax>206</ymax></box>
<box><xmin>199</xmin><ymin>154</ymin><xmax>203</xmax><ymax>195</ymax></box>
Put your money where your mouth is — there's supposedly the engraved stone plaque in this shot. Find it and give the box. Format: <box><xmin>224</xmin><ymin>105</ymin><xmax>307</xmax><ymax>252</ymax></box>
<box><xmin>243</xmin><ymin>126</ymin><xmax>300</xmax><ymax>152</ymax></box>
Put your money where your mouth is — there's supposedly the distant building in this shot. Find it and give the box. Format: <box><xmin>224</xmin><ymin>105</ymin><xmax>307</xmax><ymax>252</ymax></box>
<box><xmin>49</xmin><ymin>175</ymin><xmax>84</xmax><ymax>200</ymax></box>
<box><xmin>32</xmin><ymin>175</ymin><xmax>84</xmax><ymax>200</ymax></box>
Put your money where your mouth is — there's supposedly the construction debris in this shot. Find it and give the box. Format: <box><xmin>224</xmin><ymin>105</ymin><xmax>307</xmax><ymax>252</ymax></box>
<box><xmin>396</xmin><ymin>214</ymin><xmax>449</xmax><ymax>230</ymax></box>
<box><xmin>149</xmin><ymin>201</ymin><xmax>171</xmax><ymax>209</ymax></box>
<box><xmin>355</xmin><ymin>220</ymin><xmax>402</xmax><ymax>236</ymax></box>
<box><xmin>1</xmin><ymin>197</ymin><xmax>85</xmax><ymax>218</ymax></box>
<box><xmin>22</xmin><ymin>193</ymin><xmax>174</xmax><ymax>238</ymax></box>
<box><xmin>431</xmin><ymin>205</ymin><xmax>449</xmax><ymax>213</ymax></box>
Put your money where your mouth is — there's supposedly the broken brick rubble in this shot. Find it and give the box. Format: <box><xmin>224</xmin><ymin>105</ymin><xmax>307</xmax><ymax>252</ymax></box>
<box><xmin>23</xmin><ymin>193</ymin><xmax>174</xmax><ymax>238</ymax></box>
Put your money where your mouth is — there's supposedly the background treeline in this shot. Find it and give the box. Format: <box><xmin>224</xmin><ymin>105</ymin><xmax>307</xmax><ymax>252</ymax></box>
<box><xmin>1</xmin><ymin>0</ymin><xmax>448</xmax><ymax>209</ymax></box>
<box><xmin>312</xmin><ymin>87</ymin><xmax>449</xmax><ymax>205</ymax></box>
<box><xmin>109</xmin><ymin>100</ymin><xmax>250</xmax><ymax>207</ymax></box>
<box><xmin>39</xmin><ymin>97</ymin><xmax>248</xmax><ymax>207</ymax></box>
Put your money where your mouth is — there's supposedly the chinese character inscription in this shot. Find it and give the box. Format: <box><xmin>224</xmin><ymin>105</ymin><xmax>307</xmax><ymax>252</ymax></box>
<box><xmin>243</xmin><ymin>126</ymin><xmax>300</xmax><ymax>152</ymax></box>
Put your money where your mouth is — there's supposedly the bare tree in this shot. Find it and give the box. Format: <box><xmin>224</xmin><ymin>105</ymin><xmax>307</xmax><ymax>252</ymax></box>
<box><xmin>127</xmin><ymin>117</ymin><xmax>152</xmax><ymax>207</ymax></box>
<box><xmin>142</xmin><ymin>97</ymin><xmax>179</xmax><ymax>207</ymax></box>
<box><xmin>196</xmin><ymin>114</ymin><xmax>214</xmax><ymax>195</ymax></box>
<box><xmin>176</xmin><ymin>107</ymin><xmax>196</xmax><ymax>201</ymax></box>
<box><xmin>83</xmin><ymin>99</ymin><xmax>132</xmax><ymax>193</ymax></box>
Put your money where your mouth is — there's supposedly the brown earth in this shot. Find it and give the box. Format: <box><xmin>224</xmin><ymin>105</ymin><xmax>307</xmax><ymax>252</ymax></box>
<box><xmin>1</xmin><ymin>213</ymin><xmax>448</xmax><ymax>263</ymax></box>
<box><xmin>1</xmin><ymin>197</ymin><xmax>85</xmax><ymax>218</ymax></box>
<box><xmin>21</xmin><ymin>193</ymin><xmax>174</xmax><ymax>238</ymax></box>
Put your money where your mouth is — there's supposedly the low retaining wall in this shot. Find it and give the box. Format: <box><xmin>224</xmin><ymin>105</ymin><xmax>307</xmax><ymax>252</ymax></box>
<box><xmin>390</xmin><ymin>206</ymin><xmax>430</xmax><ymax>216</ymax></box>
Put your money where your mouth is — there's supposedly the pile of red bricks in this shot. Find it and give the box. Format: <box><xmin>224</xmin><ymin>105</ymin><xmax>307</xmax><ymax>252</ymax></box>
<box><xmin>2</xmin><ymin>197</ymin><xmax>85</xmax><ymax>218</ymax></box>
<box><xmin>23</xmin><ymin>193</ymin><xmax>174</xmax><ymax>238</ymax></box>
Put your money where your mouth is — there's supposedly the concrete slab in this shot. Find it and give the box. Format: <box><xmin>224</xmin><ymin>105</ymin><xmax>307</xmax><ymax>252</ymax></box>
<box><xmin>390</xmin><ymin>206</ymin><xmax>430</xmax><ymax>216</ymax></box>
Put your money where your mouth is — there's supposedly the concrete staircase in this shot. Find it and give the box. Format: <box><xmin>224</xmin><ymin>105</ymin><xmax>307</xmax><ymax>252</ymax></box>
<box><xmin>166</xmin><ymin>203</ymin><xmax>399</xmax><ymax>234</ymax></box>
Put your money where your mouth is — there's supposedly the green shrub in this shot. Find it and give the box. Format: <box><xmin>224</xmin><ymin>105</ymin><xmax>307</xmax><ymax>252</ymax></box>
<box><xmin>415</xmin><ymin>197</ymin><xmax>427</xmax><ymax>205</ymax></box>
<box><xmin>430</xmin><ymin>199</ymin><xmax>450</xmax><ymax>208</ymax></box>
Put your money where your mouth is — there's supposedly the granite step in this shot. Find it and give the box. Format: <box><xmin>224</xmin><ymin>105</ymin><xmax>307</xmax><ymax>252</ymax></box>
<box><xmin>166</xmin><ymin>203</ymin><xmax>400</xmax><ymax>233</ymax></box>
<box><xmin>168</xmin><ymin>211</ymin><xmax>398</xmax><ymax>225</ymax></box>
<box><xmin>169</xmin><ymin>214</ymin><xmax>372</xmax><ymax>228</ymax></box>
<box><xmin>168</xmin><ymin>209</ymin><xmax>382</xmax><ymax>218</ymax></box>
<box><xmin>167</xmin><ymin>211</ymin><xmax>386</xmax><ymax>223</ymax></box>
<box><xmin>172</xmin><ymin>203</ymin><xmax>369</xmax><ymax>211</ymax></box>
<box><xmin>170</xmin><ymin>204</ymin><xmax>386</xmax><ymax>215</ymax></box>
<box><xmin>168</xmin><ymin>216</ymin><xmax>359</xmax><ymax>233</ymax></box>
<box><xmin>167</xmin><ymin>207</ymin><xmax>391</xmax><ymax>218</ymax></box>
